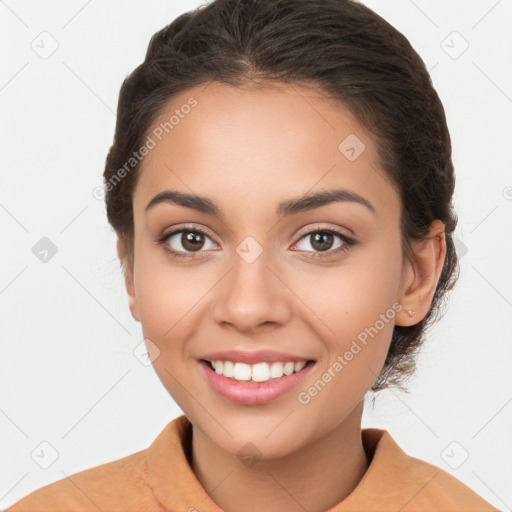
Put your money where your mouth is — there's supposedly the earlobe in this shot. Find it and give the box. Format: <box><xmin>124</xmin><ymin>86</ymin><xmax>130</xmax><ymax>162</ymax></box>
<box><xmin>116</xmin><ymin>237</ymin><xmax>141</xmax><ymax>323</ymax></box>
<box><xmin>396</xmin><ymin>220</ymin><xmax>447</xmax><ymax>326</ymax></box>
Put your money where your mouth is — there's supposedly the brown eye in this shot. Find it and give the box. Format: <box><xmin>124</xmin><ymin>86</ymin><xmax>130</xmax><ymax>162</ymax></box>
<box><xmin>158</xmin><ymin>226</ymin><xmax>218</xmax><ymax>258</ymax></box>
<box><xmin>297</xmin><ymin>231</ymin><xmax>341</xmax><ymax>253</ymax></box>
<box><xmin>310</xmin><ymin>232</ymin><xmax>335</xmax><ymax>252</ymax></box>
<box><xmin>292</xmin><ymin>228</ymin><xmax>356</xmax><ymax>259</ymax></box>
<box><xmin>181</xmin><ymin>231</ymin><xmax>206</xmax><ymax>252</ymax></box>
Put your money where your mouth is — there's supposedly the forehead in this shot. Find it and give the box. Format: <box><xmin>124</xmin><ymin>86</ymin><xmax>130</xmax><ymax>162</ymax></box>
<box><xmin>133</xmin><ymin>81</ymin><xmax>400</xmax><ymax>222</ymax></box>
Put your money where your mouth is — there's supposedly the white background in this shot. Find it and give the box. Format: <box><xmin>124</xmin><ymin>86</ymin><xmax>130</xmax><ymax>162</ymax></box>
<box><xmin>1</xmin><ymin>0</ymin><xmax>511</xmax><ymax>509</ymax></box>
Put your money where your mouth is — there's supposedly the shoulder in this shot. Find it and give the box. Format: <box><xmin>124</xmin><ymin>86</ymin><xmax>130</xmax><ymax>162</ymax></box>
<box><xmin>5</xmin><ymin>448</ymin><xmax>162</xmax><ymax>512</ymax></box>
<box><xmin>355</xmin><ymin>428</ymin><xmax>499</xmax><ymax>511</ymax></box>
<box><xmin>5</xmin><ymin>416</ymin><xmax>189</xmax><ymax>512</ymax></box>
<box><xmin>402</xmin><ymin>453</ymin><xmax>498</xmax><ymax>511</ymax></box>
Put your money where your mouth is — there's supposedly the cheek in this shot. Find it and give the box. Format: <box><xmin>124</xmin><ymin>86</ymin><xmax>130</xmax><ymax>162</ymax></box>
<box><xmin>133</xmin><ymin>256</ymin><xmax>208</xmax><ymax>409</ymax></box>
<box><xmin>289</xmin><ymin>241</ymin><xmax>402</xmax><ymax>339</ymax></box>
<box><xmin>293</xmin><ymin>239</ymin><xmax>402</xmax><ymax>390</ymax></box>
<box><xmin>295</xmin><ymin>289</ymin><xmax>398</xmax><ymax>428</ymax></box>
<box><xmin>134</xmin><ymin>255</ymin><xmax>207</xmax><ymax>346</ymax></box>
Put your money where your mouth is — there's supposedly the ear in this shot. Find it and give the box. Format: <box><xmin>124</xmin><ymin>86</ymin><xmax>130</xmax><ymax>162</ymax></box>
<box><xmin>395</xmin><ymin>219</ymin><xmax>447</xmax><ymax>326</ymax></box>
<box><xmin>116</xmin><ymin>236</ymin><xmax>141</xmax><ymax>323</ymax></box>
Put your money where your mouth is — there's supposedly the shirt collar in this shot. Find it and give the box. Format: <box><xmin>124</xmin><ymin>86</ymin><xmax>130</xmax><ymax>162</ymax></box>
<box><xmin>145</xmin><ymin>414</ymin><xmax>438</xmax><ymax>511</ymax></box>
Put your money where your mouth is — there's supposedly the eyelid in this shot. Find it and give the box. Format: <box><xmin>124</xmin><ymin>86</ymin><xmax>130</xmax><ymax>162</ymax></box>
<box><xmin>161</xmin><ymin>223</ymin><xmax>217</xmax><ymax>242</ymax></box>
<box><xmin>160</xmin><ymin>223</ymin><xmax>353</xmax><ymax>243</ymax></box>
<box><xmin>294</xmin><ymin>223</ymin><xmax>353</xmax><ymax>241</ymax></box>
<box><xmin>156</xmin><ymin>223</ymin><xmax>219</xmax><ymax>258</ymax></box>
<box><xmin>290</xmin><ymin>224</ymin><xmax>356</xmax><ymax>256</ymax></box>
<box><xmin>158</xmin><ymin>222</ymin><xmax>356</xmax><ymax>258</ymax></box>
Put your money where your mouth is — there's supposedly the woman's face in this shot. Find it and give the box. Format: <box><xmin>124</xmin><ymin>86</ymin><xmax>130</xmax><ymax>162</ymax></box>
<box><xmin>125</xmin><ymin>81</ymin><xmax>411</xmax><ymax>458</ymax></box>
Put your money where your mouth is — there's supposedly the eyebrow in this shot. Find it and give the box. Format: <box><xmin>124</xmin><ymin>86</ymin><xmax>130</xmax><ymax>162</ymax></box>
<box><xmin>145</xmin><ymin>188</ymin><xmax>376</xmax><ymax>218</ymax></box>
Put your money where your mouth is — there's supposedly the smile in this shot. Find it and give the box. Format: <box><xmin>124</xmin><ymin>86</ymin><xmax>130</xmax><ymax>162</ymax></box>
<box><xmin>204</xmin><ymin>359</ymin><xmax>311</xmax><ymax>382</ymax></box>
<box><xmin>199</xmin><ymin>358</ymin><xmax>316</xmax><ymax>405</ymax></box>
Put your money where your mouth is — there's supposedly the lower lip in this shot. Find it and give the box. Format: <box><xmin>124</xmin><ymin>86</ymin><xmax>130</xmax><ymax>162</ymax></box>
<box><xmin>199</xmin><ymin>360</ymin><xmax>315</xmax><ymax>405</ymax></box>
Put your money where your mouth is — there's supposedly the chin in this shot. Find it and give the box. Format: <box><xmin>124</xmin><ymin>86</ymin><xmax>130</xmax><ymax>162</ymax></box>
<box><xmin>192</xmin><ymin>410</ymin><xmax>315</xmax><ymax>460</ymax></box>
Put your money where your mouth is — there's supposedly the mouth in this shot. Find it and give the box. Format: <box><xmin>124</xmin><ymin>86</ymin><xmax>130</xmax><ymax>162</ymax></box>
<box><xmin>201</xmin><ymin>359</ymin><xmax>315</xmax><ymax>382</ymax></box>
<box><xmin>198</xmin><ymin>358</ymin><xmax>316</xmax><ymax>405</ymax></box>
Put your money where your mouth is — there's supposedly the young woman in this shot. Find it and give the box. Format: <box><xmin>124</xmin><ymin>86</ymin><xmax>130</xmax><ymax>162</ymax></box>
<box><xmin>6</xmin><ymin>0</ymin><xmax>498</xmax><ymax>510</ymax></box>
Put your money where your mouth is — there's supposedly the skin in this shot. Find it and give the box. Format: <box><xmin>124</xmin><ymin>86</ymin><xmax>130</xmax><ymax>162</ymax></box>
<box><xmin>117</xmin><ymin>81</ymin><xmax>447</xmax><ymax>512</ymax></box>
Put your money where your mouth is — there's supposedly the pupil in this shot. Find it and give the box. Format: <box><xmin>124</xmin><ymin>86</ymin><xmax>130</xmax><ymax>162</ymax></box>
<box><xmin>183</xmin><ymin>231</ymin><xmax>204</xmax><ymax>251</ymax></box>
<box><xmin>312</xmin><ymin>232</ymin><xmax>332</xmax><ymax>251</ymax></box>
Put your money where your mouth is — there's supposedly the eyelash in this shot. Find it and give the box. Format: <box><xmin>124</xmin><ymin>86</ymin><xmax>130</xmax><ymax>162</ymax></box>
<box><xmin>156</xmin><ymin>223</ymin><xmax>357</xmax><ymax>260</ymax></box>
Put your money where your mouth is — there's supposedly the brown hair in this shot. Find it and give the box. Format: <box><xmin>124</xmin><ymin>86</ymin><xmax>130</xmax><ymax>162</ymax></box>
<box><xmin>103</xmin><ymin>0</ymin><xmax>459</xmax><ymax>393</ymax></box>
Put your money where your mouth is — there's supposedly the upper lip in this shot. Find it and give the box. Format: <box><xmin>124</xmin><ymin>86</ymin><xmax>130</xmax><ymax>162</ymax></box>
<box><xmin>200</xmin><ymin>349</ymin><xmax>315</xmax><ymax>365</ymax></box>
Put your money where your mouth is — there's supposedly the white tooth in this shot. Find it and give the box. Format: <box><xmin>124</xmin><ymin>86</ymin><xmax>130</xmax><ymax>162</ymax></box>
<box><xmin>233</xmin><ymin>362</ymin><xmax>252</xmax><ymax>381</ymax></box>
<box><xmin>223</xmin><ymin>361</ymin><xmax>235</xmax><ymax>378</ymax></box>
<box><xmin>269</xmin><ymin>362</ymin><xmax>285</xmax><ymax>378</ymax></box>
<box><xmin>294</xmin><ymin>361</ymin><xmax>306</xmax><ymax>372</ymax></box>
<box><xmin>283</xmin><ymin>362</ymin><xmax>295</xmax><ymax>375</ymax></box>
<box><xmin>251</xmin><ymin>362</ymin><xmax>270</xmax><ymax>382</ymax></box>
<box><xmin>214</xmin><ymin>360</ymin><xmax>223</xmax><ymax>374</ymax></box>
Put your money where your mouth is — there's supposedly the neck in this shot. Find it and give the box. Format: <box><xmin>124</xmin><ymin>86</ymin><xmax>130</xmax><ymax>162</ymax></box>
<box><xmin>190</xmin><ymin>401</ymin><xmax>369</xmax><ymax>512</ymax></box>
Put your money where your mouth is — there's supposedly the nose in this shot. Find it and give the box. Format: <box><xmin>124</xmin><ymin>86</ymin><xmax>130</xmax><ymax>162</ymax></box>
<box><xmin>212</xmin><ymin>248</ymin><xmax>292</xmax><ymax>334</ymax></box>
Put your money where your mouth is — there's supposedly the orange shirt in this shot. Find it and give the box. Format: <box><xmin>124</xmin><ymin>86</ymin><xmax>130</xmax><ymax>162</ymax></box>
<box><xmin>6</xmin><ymin>414</ymin><xmax>497</xmax><ymax>511</ymax></box>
